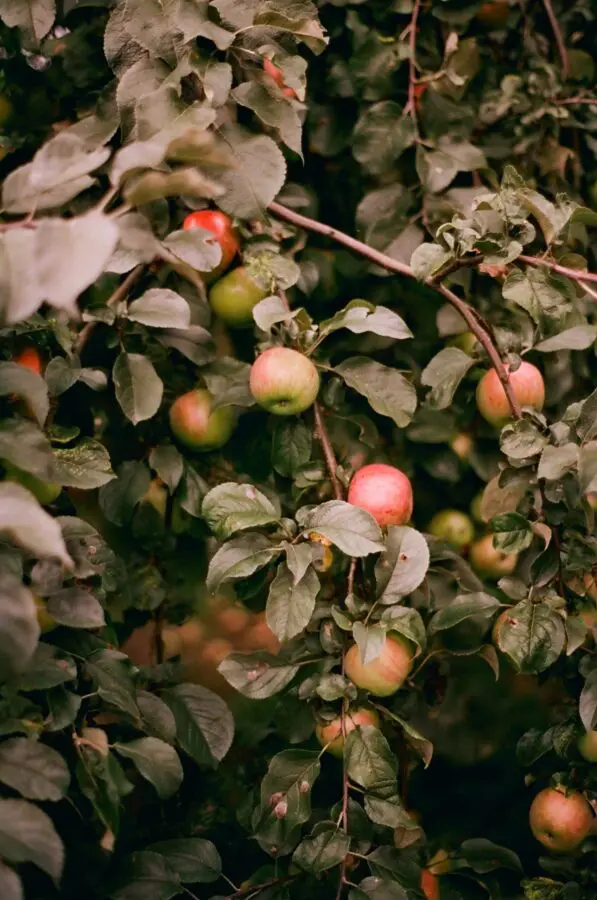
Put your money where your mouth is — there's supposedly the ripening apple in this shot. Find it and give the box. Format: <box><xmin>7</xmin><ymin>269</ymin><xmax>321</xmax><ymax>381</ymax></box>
<box><xmin>212</xmin><ymin>604</ymin><xmax>252</xmax><ymax>638</ymax></box>
<box><xmin>183</xmin><ymin>209</ymin><xmax>239</xmax><ymax>279</ymax></box>
<box><xmin>428</xmin><ymin>509</ymin><xmax>475</xmax><ymax>550</ymax></box>
<box><xmin>529</xmin><ymin>786</ymin><xmax>593</xmax><ymax>852</ymax></box>
<box><xmin>3</xmin><ymin>462</ymin><xmax>61</xmax><ymax>505</ymax></box>
<box><xmin>345</xmin><ymin>633</ymin><xmax>413</xmax><ymax>696</ymax></box>
<box><xmin>450</xmin><ymin>432</ymin><xmax>473</xmax><ymax>462</ymax></box>
<box><xmin>469</xmin><ymin>534</ymin><xmax>517</xmax><ymax>578</ymax></box>
<box><xmin>208</xmin><ymin>266</ymin><xmax>269</xmax><ymax>328</ymax></box>
<box><xmin>578</xmin><ymin>730</ymin><xmax>597</xmax><ymax>762</ymax></box>
<box><xmin>13</xmin><ymin>346</ymin><xmax>43</xmax><ymax>374</ymax></box>
<box><xmin>476</xmin><ymin>361</ymin><xmax>545</xmax><ymax>427</ymax></box>
<box><xmin>169</xmin><ymin>388</ymin><xmax>236</xmax><ymax>451</ymax></box>
<box><xmin>449</xmin><ymin>331</ymin><xmax>479</xmax><ymax>355</ymax></box>
<box><xmin>235</xmin><ymin>612</ymin><xmax>280</xmax><ymax>655</ymax></box>
<box><xmin>315</xmin><ymin>707</ymin><xmax>380</xmax><ymax>757</ymax></box>
<box><xmin>34</xmin><ymin>594</ymin><xmax>57</xmax><ymax>633</ymax></box>
<box><xmin>250</xmin><ymin>347</ymin><xmax>320</xmax><ymax>416</ymax></box>
<box><xmin>263</xmin><ymin>58</ymin><xmax>297</xmax><ymax>98</ymax></box>
<box><xmin>470</xmin><ymin>491</ymin><xmax>485</xmax><ymax>523</ymax></box>
<box><xmin>347</xmin><ymin>463</ymin><xmax>413</xmax><ymax>528</ymax></box>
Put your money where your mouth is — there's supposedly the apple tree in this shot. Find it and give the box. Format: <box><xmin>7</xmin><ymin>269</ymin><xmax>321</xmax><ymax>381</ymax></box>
<box><xmin>1</xmin><ymin>0</ymin><xmax>597</xmax><ymax>899</ymax></box>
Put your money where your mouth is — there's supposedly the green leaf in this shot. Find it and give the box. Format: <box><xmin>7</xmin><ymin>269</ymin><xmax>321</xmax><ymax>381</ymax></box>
<box><xmin>345</xmin><ymin>726</ymin><xmax>397</xmax><ymax>792</ymax></box>
<box><xmin>299</xmin><ymin>501</ymin><xmax>384</xmax><ymax>557</ymax></box>
<box><xmin>335</xmin><ymin>357</ymin><xmax>417</xmax><ymax>428</ymax></box>
<box><xmin>0</xmin><ymin>577</ymin><xmax>39</xmax><ymax>681</ymax></box>
<box><xmin>379</xmin><ymin>606</ymin><xmax>427</xmax><ymax>653</ymax></box>
<box><xmin>502</xmin><ymin>268</ymin><xmax>572</xmax><ymax>325</ymax></box>
<box><xmin>285</xmin><ymin>542</ymin><xmax>315</xmax><ymax>584</ymax></box>
<box><xmin>202</xmin><ymin>357</ymin><xmax>253</xmax><ymax>409</ymax></box>
<box><xmin>421</xmin><ymin>348</ymin><xmax>475</xmax><ymax>410</ymax></box>
<box><xmin>579</xmin><ymin>441</ymin><xmax>597</xmax><ymax>494</ymax></box>
<box><xmin>410</xmin><ymin>243</ymin><xmax>453</xmax><ymax>281</ymax></box>
<box><xmin>491</xmin><ymin>513</ymin><xmax>533</xmax><ymax>553</ymax></box>
<box><xmin>319</xmin><ymin>300</ymin><xmax>413</xmax><ymax>342</ymax></box>
<box><xmin>537</xmin><ymin>443</ymin><xmax>578</xmax><ymax>481</ymax></box>
<box><xmin>500</xmin><ymin>420</ymin><xmax>547</xmax><ymax>460</ymax></box>
<box><xmin>353</xmin><ymin>102</ymin><xmax>415</xmax><ymax>175</ymax></box>
<box><xmin>353</xmin><ymin>622</ymin><xmax>386</xmax><ymax>666</ymax></box>
<box><xmin>0</xmin><ymin>419</ymin><xmax>54</xmax><ymax>481</ymax></box>
<box><xmin>161</xmin><ymin>229</ymin><xmax>222</xmax><ymax>274</ymax></box>
<box><xmin>233</xmin><ymin>82</ymin><xmax>302</xmax><ymax>156</ymax></box>
<box><xmin>272</xmin><ymin>420</ymin><xmax>312</xmax><ymax>477</ymax></box>
<box><xmin>375</xmin><ymin>526</ymin><xmax>430</xmax><ymax>603</ymax></box>
<box><xmin>114</xmin><ymin>738</ymin><xmax>183</xmax><ymax>799</ymax></box>
<box><xmin>149</xmin><ymin>445</ymin><xmax>183</xmax><ymax>492</ymax></box>
<box><xmin>292</xmin><ymin>829</ymin><xmax>350</xmax><ymax>874</ymax></box>
<box><xmin>113</xmin><ymin>352</ymin><xmax>163</xmax><ymax>425</ymax></box>
<box><xmin>163</xmin><ymin>683</ymin><xmax>234</xmax><ymax>764</ymax></box>
<box><xmin>266</xmin><ymin>563</ymin><xmax>320</xmax><ymax>642</ymax></box>
<box><xmin>126</xmin><ymin>289</ymin><xmax>191</xmax><ymax>329</ymax></box>
<box><xmin>0</xmin><ymin>483</ymin><xmax>73</xmax><ymax>566</ymax></box>
<box><xmin>202</xmin><ymin>483</ymin><xmax>279</xmax><ymax>539</ymax></box>
<box><xmin>259</xmin><ymin>749</ymin><xmax>320</xmax><ymax>831</ymax></box>
<box><xmin>580</xmin><ymin>670</ymin><xmax>597</xmax><ymax>732</ymax></box>
<box><xmin>350</xmin><ymin>877</ymin><xmax>408</xmax><ymax>900</ymax></box>
<box><xmin>253</xmin><ymin>296</ymin><xmax>295</xmax><ymax>332</ymax></box>
<box><xmin>536</xmin><ymin>325</ymin><xmax>597</xmax><ymax>352</ymax></box>
<box><xmin>494</xmin><ymin>599</ymin><xmax>566</xmax><ymax>674</ymax></box>
<box><xmin>99</xmin><ymin>461</ymin><xmax>151</xmax><ymax>526</ymax></box>
<box><xmin>0</xmin><ymin>799</ymin><xmax>64</xmax><ymax>882</ymax></box>
<box><xmin>47</xmin><ymin>586</ymin><xmax>105</xmax><ymax>629</ymax></box>
<box><xmin>0</xmin><ymin>362</ymin><xmax>49</xmax><ymax>427</ymax></box>
<box><xmin>0</xmin><ymin>862</ymin><xmax>22</xmax><ymax>900</ymax></box>
<box><xmin>206</xmin><ymin>534</ymin><xmax>281</xmax><ymax>592</ymax></box>
<box><xmin>136</xmin><ymin>692</ymin><xmax>177</xmax><ymax>744</ymax></box>
<box><xmin>113</xmin><ymin>851</ymin><xmax>181</xmax><ymax>900</ymax></box>
<box><xmin>52</xmin><ymin>438</ymin><xmax>115</xmax><ymax>489</ymax></box>
<box><xmin>0</xmin><ymin>0</ymin><xmax>55</xmax><ymax>46</ymax></box>
<box><xmin>0</xmin><ymin>738</ymin><xmax>70</xmax><ymax>802</ymax></box>
<box><xmin>86</xmin><ymin>650</ymin><xmax>139</xmax><ymax>720</ymax></box>
<box><xmin>148</xmin><ymin>839</ymin><xmax>221</xmax><ymax>883</ymax></box>
<box><xmin>428</xmin><ymin>593</ymin><xmax>501</xmax><ymax>634</ymax></box>
<box><xmin>218</xmin><ymin>654</ymin><xmax>299</xmax><ymax>699</ymax></box>
<box><xmin>17</xmin><ymin>643</ymin><xmax>76</xmax><ymax>691</ymax></box>
<box><xmin>460</xmin><ymin>838</ymin><xmax>522</xmax><ymax>873</ymax></box>
<box><xmin>217</xmin><ymin>128</ymin><xmax>286</xmax><ymax>219</ymax></box>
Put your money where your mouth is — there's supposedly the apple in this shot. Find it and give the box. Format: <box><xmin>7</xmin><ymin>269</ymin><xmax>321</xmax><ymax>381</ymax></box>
<box><xmin>449</xmin><ymin>331</ymin><xmax>479</xmax><ymax>355</ymax></box>
<box><xmin>235</xmin><ymin>612</ymin><xmax>281</xmax><ymax>654</ymax></box>
<box><xmin>578</xmin><ymin>730</ymin><xmax>597</xmax><ymax>762</ymax></box>
<box><xmin>213</xmin><ymin>604</ymin><xmax>252</xmax><ymax>638</ymax></box>
<box><xmin>3</xmin><ymin>462</ymin><xmax>61</xmax><ymax>505</ymax></box>
<box><xmin>14</xmin><ymin>346</ymin><xmax>43</xmax><ymax>374</ymax></box>
<box><xmin>315</xmin><ymin>707</ymin><xmax>380</xmax><ymax>758</ymax></box>
<box><xmin>420</xmin><ymin>868</ymin><xmax>439</xmax><ymax>900</ymax></box>
<box><xmin>309</xmin><ymin>531</ymin><xmax>334</xmax><ymax>573</ymax></box>
<box><xmin>183</xmin><ymin>210</ymin><xmax>239</xmax><ymax>279</ymax></box>
<box><xmin>470</xmin><ymin>491</ymin><xmax>485</xmax><ymax>523</ymax></box>
<box><xmin>476</xmin><ymin>361</ymin><xmax>545</xmax><ymax>427</ymax></box>
<box><xmin>345</xmin><ymin>633</ymin><xmax>413</xmax><ymax>697</ymax></box>
<box><xmin>250</xmin><ymin>347</ymin><xmax>320</xmax><ymax>416</ymax></box>
<box><xmin>469</xmin><ymin>534</ymin><xmax>517</xmax><ymax>578</ymax></box>
<box><xmin>263</xmin><ymin>58</ymin><xmax>297</xmax><ymax>98</ymax></box>
<box><xmin>529</xmin><ymin>787</ymin><xmax>593</xmax><ymax>852</ymax></box>
<box><xmin>476</xmin><ymin>0</ymin><xmax>510</xmax><ymax>28</ymax></box>
<box><xmin>347</xmin><ymin>463</ymin><xmax>413</xmax><ymax>528</ymax></box>
<box><xmin>428</xmin><ymin>509</ymin><xmax>475</xmax><ymax>550</ymax></box>
<box><xmin>450</xmin><ymin>433</ymin><xmax>473</xmax><ymax>462</ymax></box>
<box><xmin>169</xmin><ymin>388</ymin><xmax>236</xmax><ymax>451</ymax></box>
<box><xmin>208</xmin><ymin>266</ymin><xmax>269</xmax><ymax>328</ymax></box>
<box><xmin>34</xmin><ymin>595</ymin><xmax>57</xmax><ymax>633</ymax></box>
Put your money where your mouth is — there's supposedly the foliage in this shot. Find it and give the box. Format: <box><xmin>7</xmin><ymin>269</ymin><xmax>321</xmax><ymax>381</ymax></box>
<box><xmin>1</xmin><ymin>0</ymin><xmax>597</xmax><ymax>899</ymax></box>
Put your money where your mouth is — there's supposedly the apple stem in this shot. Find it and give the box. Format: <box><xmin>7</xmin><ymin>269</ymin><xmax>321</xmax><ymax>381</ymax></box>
<box><xmin>268</xmin><ymin>202</ymin><xmax>524</xmax><ymax>421</ymax></box>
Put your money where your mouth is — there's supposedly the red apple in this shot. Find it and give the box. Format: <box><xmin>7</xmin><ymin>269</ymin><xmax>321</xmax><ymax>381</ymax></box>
<box><xmin>347</xmin><ymin>463</ymin><xmax>413</xmax><ymax>528</ymax></box>
<box><xmin>476</xmin><ymin>361</ymin><xmax>545</xmax><ymax>427</ymax></box>
<box><xmin>263</xmin><ymin>58</ymin><xmax>297</xmax><ymax>98</ymax></box>
<box><xmin>344</xmin><ymin>633</ymin><xmax>413</xmax><ymax>697</ymax></box>
<box><xmin>529</xmin><ymin>787</ymin><xmax>593</xmax><ymax>852</ymax></box>
<box><xmin>315</xmin><ymin>707</ymin><xmax>380</xmax><ymax>757</ymax></box>
<box><xmin>250</xmin><ymin>347</ymin><xmax>320</xmax><ymax>416</ymax></box>
<box><xmin>183</xmin><ymin>209</ymin><xmax>239</xmax><ymax>278</ymax></box>
<box><xmin>169</xmin><ymin>388</ymin><xmax>236</xmax><ymax>451</ymax></box>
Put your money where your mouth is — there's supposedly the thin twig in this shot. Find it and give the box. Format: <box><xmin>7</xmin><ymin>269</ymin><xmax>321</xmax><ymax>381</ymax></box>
<box><xmin>556</xmin><ymin>97</ymin><xmax>597</xmax><ymax>107</ymax></box>
<box><xmin>313</xmin><ymin>401</ymin><xmax>343</xmax><ymax>500</ymax></box>
<box><xmin>269</xmin><ymin>202</ymin><xmax>522</xmax><ymax>420</ymax></box>
<box><xmin>75</xmin><ymin>264</ymin><xmax>145</xmax><ymax>356</ymax></box>
<box><xmin>520</xmin><ymin>254</ymin><xmax>597</xmax><ymax>286</ymax></box>
<box><xmin>406</xmin><ymin>0</ymin><xmax>422</xmax><ymax>133</ymax></box>
<box><xmin>542</xmin><ymin>0</ymin><xmax>569</xmax><ymax>80</ymax></box>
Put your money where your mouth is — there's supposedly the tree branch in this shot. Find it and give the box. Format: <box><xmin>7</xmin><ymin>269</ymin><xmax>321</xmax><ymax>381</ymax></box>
<box><xmin>542</xmin><ymin>0</ymin><xmax>569</xmax><ymax>81</ymax></box>
<box><xmin>313</xmin><ymin>401</ymin><xmax>343</xmax><ymax>500</ymax></box>
<box><xmin>520</xmin><ymin>254</ymin><xmax>597</xmax><ymax>285</ymax></box>
<box><xmin>269</xmin><ymin>202</ymin><xmax>522</xmax><ymax>420</ymax></box>
<box><xmin>75</xmin><ymin>264</ymin><xmax>146</xmax><ymax>357</ymax></box>
<box><xmin>406</xmin><ymin>0</ymin><xmax>422</xmax><ymax>133</ymax></box>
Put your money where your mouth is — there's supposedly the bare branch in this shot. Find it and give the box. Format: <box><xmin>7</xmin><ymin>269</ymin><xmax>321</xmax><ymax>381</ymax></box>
<box><xmin>313</xmin><ymin>401</ymin><xmax>343</xmax><ymax>501</ymax></box>
<box><xmin>542</xmin><ymin>0</ymin><xmax>569</xmax><ymax>80</ymax></box>
<box><xmin>520</xmin><ymin>254</ymin><xmax>597</xmax><ymax>285</ymax></box>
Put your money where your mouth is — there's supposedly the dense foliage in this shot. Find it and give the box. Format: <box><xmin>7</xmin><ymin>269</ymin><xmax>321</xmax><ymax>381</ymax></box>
<box><xmin>2</xmin><ymin>0</ymin><xmax>597</xmax><ymax>898</ymax></box>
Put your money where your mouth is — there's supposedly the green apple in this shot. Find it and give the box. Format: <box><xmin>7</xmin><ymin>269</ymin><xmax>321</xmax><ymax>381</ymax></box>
<box><xmin>208</xmin><ymin>266</ymin><xmax>268</xmax><ymax>328</ymax></box>
<box><xmin>469</xmin><ymin>534</ymin><xmax>517</xmax><ymax>578</ymax></box>
<box><xmin>250</xmin><ymin>347</ymin><xmax>320</xmax><ymax>416</ymax></box>
<box><xmin>344</xmin><ymin>633</ymin><xmax>413</xmax><ymax>696</ymax></box>
<box><xmin>3</xmin><ymin>462</ymin><xmax>61</xmax><ymax>505</ymax></box>
<box><xmin>578</xmin><ymin>730</ymin><xmax>597</xmax><ymax>762</ymax></box>
<box><xmin>428</xmin><ymin>509</ymin><xmax>475</xmax><ymax>549</ymax></box>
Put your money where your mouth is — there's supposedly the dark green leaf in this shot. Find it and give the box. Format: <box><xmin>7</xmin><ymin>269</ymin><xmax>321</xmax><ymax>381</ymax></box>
<box><xmin>164</xmin><ymin>683</ymin><xmax>234</xmax><ymax>764</ymax></box>
<box><xmin>335</xmin><ymin>357</ymin><xmax>417</xmax><ymax>428</ymax></box>
<box><xmin>0</xmin><ymin>739</ymin><xmax>69</xmax><ymax>801</ymax></box>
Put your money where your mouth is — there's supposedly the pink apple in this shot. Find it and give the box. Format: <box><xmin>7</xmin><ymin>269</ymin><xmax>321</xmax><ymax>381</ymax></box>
<box><xmin>347</xmin><ymin>463</ymin><xmax>413</xmax><ymax>527</ymax></box>
<box><xmin>344</xmin><ymin>633</ymin><xmax>413</xmax><ymax>696</ymax></box>
<box><xmin>476</xmin><ymin>361</ymin><xmax>545</xmax><ymax>427</ymax></box>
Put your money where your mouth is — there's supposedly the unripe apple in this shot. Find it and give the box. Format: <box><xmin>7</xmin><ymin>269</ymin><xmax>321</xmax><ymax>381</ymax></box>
<box><xmin>250</xmin><ymin>347</ymin><xmax>320</xmax><ymax>416</ymax></box>
<box><xmin>183</xmin><ymin>210</ymin><xmax>239</xmax><ymax>279</ymax></box>
<box><xmin>169</xmin><ymin>388</ymin><xmax>236</xmax><ymax>451</ymax></box>
<box><xmin>578</xmin><ymin>730</ymin><xmax>597</xmax><ymax>762</ymax></box>
<box><xmin>470</xmin><ymin>491</ymin><xmax>485</xmax><ymax>523</ymax></box>
<box><xmin>3</xmin><ymin>462</ymin><xmax>61</xmax><ymax>505</ymax></box>
<box><xmin>345</xmin><ymin>633</ymin><xmax>413</xmax><ymax>697</ymax></box>
<box><xmin>449</xmin><ymin>331</ymin><xmax>479</xmax><ymax>355</ymax></box>
<box><xmin>347</xmin><ymin>463</ymin><xmax>413</xmax><ymax>528</ymax></box>
<box><xmin>529</xmin><ymin>787</ymin><xmax>593</xmax><ymax>852</ymax></box>
<box><xmin>208</xmin><ymin>266</ymin><xmax>268</xmax><ymax>328</ymax></box>
<box><xmin>34</xmin><ymin>594</ymin><xmax>57</xmax><ymax>633</ymax></box>
<box><xmin>476</xmin><ymin>361</ymin><xmax>545</xmax><ymax>427</ymax></box>
<box><xmin>469</xmin><ymin>534</ymin><xmax>517</xmax><ymax>578</ymax></box>
<box><xmin>428</xmin><ymin>509</ymin><xmax>475</xmax><ymax>550</ymax></box>
<box><xmin>450</xmin><ymin>432</ymin><xmax>473</xmax><ymax>462</ymax></box>
<box><xmin>315</xmin><ymin>707</ymin><xmax>380</xmax><ymax>758</ymax></box>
